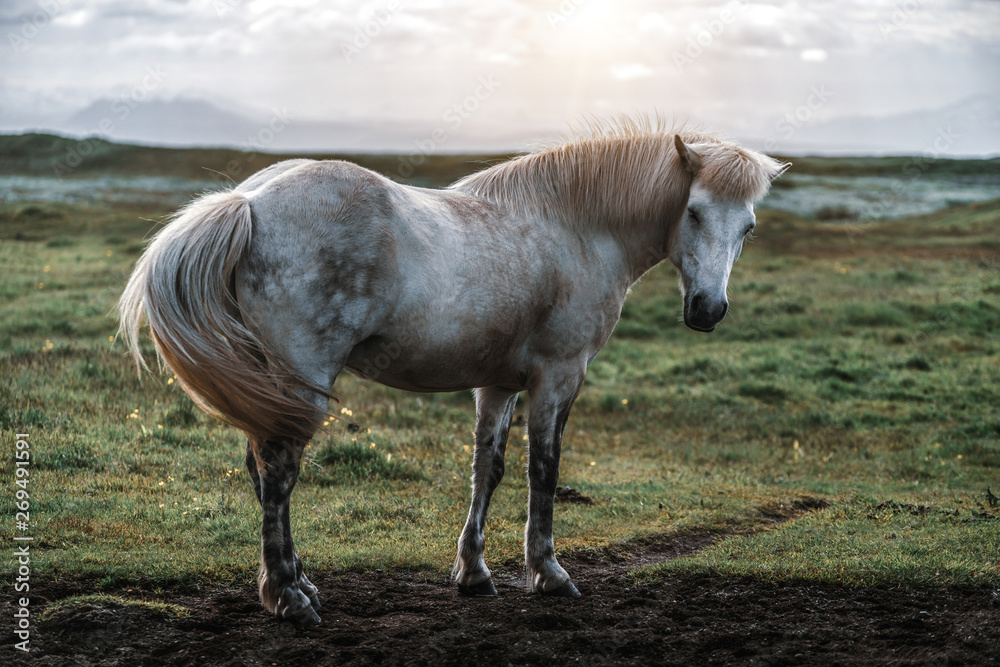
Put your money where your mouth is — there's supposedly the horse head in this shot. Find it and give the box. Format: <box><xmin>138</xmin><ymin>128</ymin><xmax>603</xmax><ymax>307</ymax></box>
<box><xmin>669</xmin><ymin>134</ymin><xmax>789</xmax><ymax>332</ymax></box>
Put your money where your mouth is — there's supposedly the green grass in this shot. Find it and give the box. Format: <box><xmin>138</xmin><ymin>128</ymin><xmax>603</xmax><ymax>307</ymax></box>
<box><xmin>0</xmin><ymin>156</ymin><xmax>997</xmax><ymax>593</ymax></box>
<box><xmin>635</xmin><ymin>495</ymin><xmax>1000</xmax><ymax>587</ymax></box>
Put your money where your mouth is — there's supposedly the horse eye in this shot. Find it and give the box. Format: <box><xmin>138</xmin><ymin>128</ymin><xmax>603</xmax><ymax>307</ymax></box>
<box><xmin>688</xmin><ymin>209</ymin><xmax>700</xmax><ymax>224</ymax></box>
<box><xmin>744</xmin><ymin>225</ymin><xmax>756</xmax><ymax>238</ymax></box>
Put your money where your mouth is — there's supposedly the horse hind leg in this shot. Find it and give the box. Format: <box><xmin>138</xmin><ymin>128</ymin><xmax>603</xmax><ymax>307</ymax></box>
<box><xmin>245</xmin><ymin>437</ymin><xmax>324</xmax><ymax>625</ymax></box>
<box><xmin>234</xmin><ymin>246</ymin><xmax>366</xmax><ymax>622</ymax></box>
<box><xmin>453</xmin><ymin>387</ymin><xmax>518</xmax><ymax>596</ymax></box>
<box><xmin>245</xmin><ymin>440</ymin><xmax>322</xmax><ymax>619</ymax></box>
<box><xmin>241</xmin><ymin>356</ymin><xmax>337</xmax><ymax>626</ymax></box>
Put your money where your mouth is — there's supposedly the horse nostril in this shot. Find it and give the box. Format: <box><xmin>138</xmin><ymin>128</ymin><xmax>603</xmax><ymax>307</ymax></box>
<box><xmin>719</xmin><ymin>302</ymin><xmax>728</xmax><ymax>319</ymax></box>
<box><xmin>690</xmin><ymin>294</ymin><xmax>703</xmax><ymax>315</ymax></box>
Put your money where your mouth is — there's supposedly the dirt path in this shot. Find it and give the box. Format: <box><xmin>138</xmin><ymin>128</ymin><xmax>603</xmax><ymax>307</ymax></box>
<box><xmin>11</xmin><ymin>512</ymin><xmax>1000</xmax><ymax>666</ymax></box>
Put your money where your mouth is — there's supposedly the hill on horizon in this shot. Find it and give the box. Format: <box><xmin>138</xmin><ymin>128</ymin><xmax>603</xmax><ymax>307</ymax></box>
<box><xmin>4</xmin><ymin>94</ymin><xmax>999</xmax><ymax>158</ymax></box>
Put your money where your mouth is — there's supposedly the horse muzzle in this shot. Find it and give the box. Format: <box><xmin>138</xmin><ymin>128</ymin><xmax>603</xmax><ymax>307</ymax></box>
<box><xmin>683</xmin><ymin>293</ymin><xmax>728</xmax><ymax>333</ymax></box>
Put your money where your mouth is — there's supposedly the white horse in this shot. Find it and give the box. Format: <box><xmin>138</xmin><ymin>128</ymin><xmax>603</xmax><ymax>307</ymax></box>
<box><xmin>119</xmin><ymin>119</ymin><xmax>788</xmax><ymax>625</ymax></box>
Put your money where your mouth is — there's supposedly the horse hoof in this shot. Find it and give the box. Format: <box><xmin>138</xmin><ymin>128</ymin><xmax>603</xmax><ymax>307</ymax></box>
<box><xmin>283</xmin><ymin>606</ymin><xmax>322</xmax><ymax>626</ymax></box>
<box><xmin>541</xmin><ymin>580</ymin><xmax>581</xmax><ymax>599</ymax></box>
<box><xmin>298</xmin><ymin>609</ymin><xmax>323</xmax><ymax>626</ymax></box>
<box><xmin>458</xmin><ymin>578</ymin><xmax>498</xmax><ymax>597</ymax></box>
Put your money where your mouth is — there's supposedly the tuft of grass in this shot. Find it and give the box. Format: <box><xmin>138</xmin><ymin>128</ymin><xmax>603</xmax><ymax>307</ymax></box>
<box><xmin>0</xmin><ymin>405</ymin><xmax>47</xmax><ymax>430</ymax></box>
<box><xmin>34</xmin><ymin>440</ymin><xmax>100</xmax><ymax>471</ymax></box>
<box><xmin>598</xmin><ymin>392</ymin><xmax>627</xmax><ymax>413</ymax></box>
<box><xmin>163</xmin><ymin>399</ymin><xmax>200</xmax><ymax>428</ymax></box>
<box><xmin>737</xmin><ymin>383</ymin><xmax>789</xmax><ymax>404</ymax></box>
<box><xmin>309</xmin><ymin>440</ymin><xmax>422</xmax><ymax>484</ymax></box>
<box><xmin>902</xmin><ymin>356</ymin><xmax>932</xmax><ymax>371</ymax></box>
<box><xmin>39</xmin><ymin>593</ymin><xmax>191</xmax><ymax>623</ymax></box>
<box><xmin>14</xmin><ymin>203</ymin><xmax>64</xmax><ymax>222</ymax></box>
<box><xmin>45</xmin><ymin>236</ymin><xmax>77</xmax><ymax>248</ymax></box>
<box><xmin>841</xmin><ymin>303</ymin><xmax>909</xmax><ymax>328</ymax></box>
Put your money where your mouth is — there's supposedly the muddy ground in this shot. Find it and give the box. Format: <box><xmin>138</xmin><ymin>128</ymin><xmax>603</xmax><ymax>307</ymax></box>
<box><xmin>8</xmin><ymin>501</ymin><xmax>999</xmax><ymax>667</ymax></box>
<box><xmin>11</xmin><ymin>522</ymin><xmax>1000</xmax><ymax>667</ymax></box>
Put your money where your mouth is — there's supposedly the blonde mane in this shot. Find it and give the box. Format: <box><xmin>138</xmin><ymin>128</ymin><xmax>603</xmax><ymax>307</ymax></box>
<box><xmin>451</xmin><ymin>117</ymin><xmax>788</xmax><ymax>232</ymax></box>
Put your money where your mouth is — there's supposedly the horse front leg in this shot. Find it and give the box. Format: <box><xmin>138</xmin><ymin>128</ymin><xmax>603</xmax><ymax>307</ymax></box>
<box><xmin>244</xmin><ymin>439</ymin><xmax>322</xmax><ymax>625</ymax></box>
<box><xmin>525</xmin><ymin>371</ymin><xmax>584</xmax><ymax>598</ymax></box>
<box><xmin>454</xmin><ymin>387</ymin><xmax>519</xmax><ymax>596</ymax></box>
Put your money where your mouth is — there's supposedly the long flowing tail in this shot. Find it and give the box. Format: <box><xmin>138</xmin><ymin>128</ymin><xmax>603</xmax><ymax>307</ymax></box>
<box><xmin>118</xmin><ymin>190</ymin><xmax>324</xmax><ymax>457</ymax></box>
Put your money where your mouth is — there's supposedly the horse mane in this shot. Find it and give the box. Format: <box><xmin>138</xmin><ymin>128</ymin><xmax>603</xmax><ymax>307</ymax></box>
<box><xmin>450</xmin><ymin>116</ymin><xmax>788</xmax><ymax>232</ymax></box>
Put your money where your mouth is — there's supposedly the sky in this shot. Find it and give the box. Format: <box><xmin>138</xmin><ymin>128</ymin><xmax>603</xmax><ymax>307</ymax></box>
<box><xmin>1</xmin><ymin>0</ymin><xmax>999</xmax><ymax>154</ymax></box>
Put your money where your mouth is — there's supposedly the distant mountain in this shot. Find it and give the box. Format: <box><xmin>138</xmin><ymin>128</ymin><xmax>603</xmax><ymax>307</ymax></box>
<box><xmin>63</xmin><ymin>97</ymin><xmax>268</xmax><ymax>148</ymax></box>
<box><xmin>752</xmin><ymin>95</ymin><xmax>1000</xmax><ymax>157</ymax></box>
<box><xmin>53</xmin><ymin>96</ymin><xmax>543</xmax><ymax>153</ymax></box>
<box><xmin>6</xmin><ymin>94</ymin><xmax>998</xmax><ymax>156</ymax></box>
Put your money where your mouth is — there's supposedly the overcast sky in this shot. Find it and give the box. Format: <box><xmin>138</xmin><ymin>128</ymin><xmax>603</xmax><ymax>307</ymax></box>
<box><xmin>2</xmin><ymin>0</ymin><xmax>998</xmax><ymax>152</ymax></box>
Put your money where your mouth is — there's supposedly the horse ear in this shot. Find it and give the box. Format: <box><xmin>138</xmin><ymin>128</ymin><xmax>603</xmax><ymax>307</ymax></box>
<box><xmin>674</xmin><ymin>135</ymin><xmax>702</xmax><ymax>175</ymax></box>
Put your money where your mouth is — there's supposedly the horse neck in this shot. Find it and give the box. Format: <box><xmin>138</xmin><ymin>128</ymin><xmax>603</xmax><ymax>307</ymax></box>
<box><xmin>550</xmin><ymin>176</ymin><xmax>689</xmax><ymax>286</ymax></box>
<box><xmin>597</xmin><ymin>207</ymin><xmax>681</xmax><ymax>286</ymax></box>
<box><xmin>543</xmin><ymin>145</ymin><xmax>691</xmax><ymax>283</ymax></box>
<box><xmin>615</xmin><ymin>216</ymin><xmax>679</xmax><ymax>285</ymax></box>
<box><xmin>455</xmin><ymin>138</ymin><xmax>691</xmax><ymax>283</ymax></box>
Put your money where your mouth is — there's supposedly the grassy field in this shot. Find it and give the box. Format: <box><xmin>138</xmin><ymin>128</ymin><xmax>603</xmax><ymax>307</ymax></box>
<box><xmin>0</xmin><ymin>140</ymin><xmax>998</xmax><ymax>595</ymax></box>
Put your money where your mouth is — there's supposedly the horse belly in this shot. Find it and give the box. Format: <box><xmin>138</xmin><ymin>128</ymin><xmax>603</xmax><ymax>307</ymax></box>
<box><xmin>344</xmin><ymin>320</ymin><xmax>527</xmax><ymax>393</ymax></box>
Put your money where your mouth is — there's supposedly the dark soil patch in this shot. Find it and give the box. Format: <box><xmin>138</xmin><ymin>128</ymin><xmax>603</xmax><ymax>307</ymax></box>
<box><xmin>555</xmin><ymin>485</ymin><xmax>593</xmax><ymax>504</ymax></box>
<box><xmin>8</xmin><ymin>513</ymin><xmax>999</xmax><ymax>666</ymax></box>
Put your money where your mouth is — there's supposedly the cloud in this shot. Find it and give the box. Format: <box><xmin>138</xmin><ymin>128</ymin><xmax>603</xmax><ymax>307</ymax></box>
<box><xmin>1</xmin><ymin>0</ymin><xmax>997</xmax><ymax>152</ymax></box>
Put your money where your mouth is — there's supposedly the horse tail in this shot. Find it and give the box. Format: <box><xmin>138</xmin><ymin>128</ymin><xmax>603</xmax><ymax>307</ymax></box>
<box><xmin>118</xmin><ymin>190</ymin><xmax>325</xmax><ymax>463</ymax></box>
